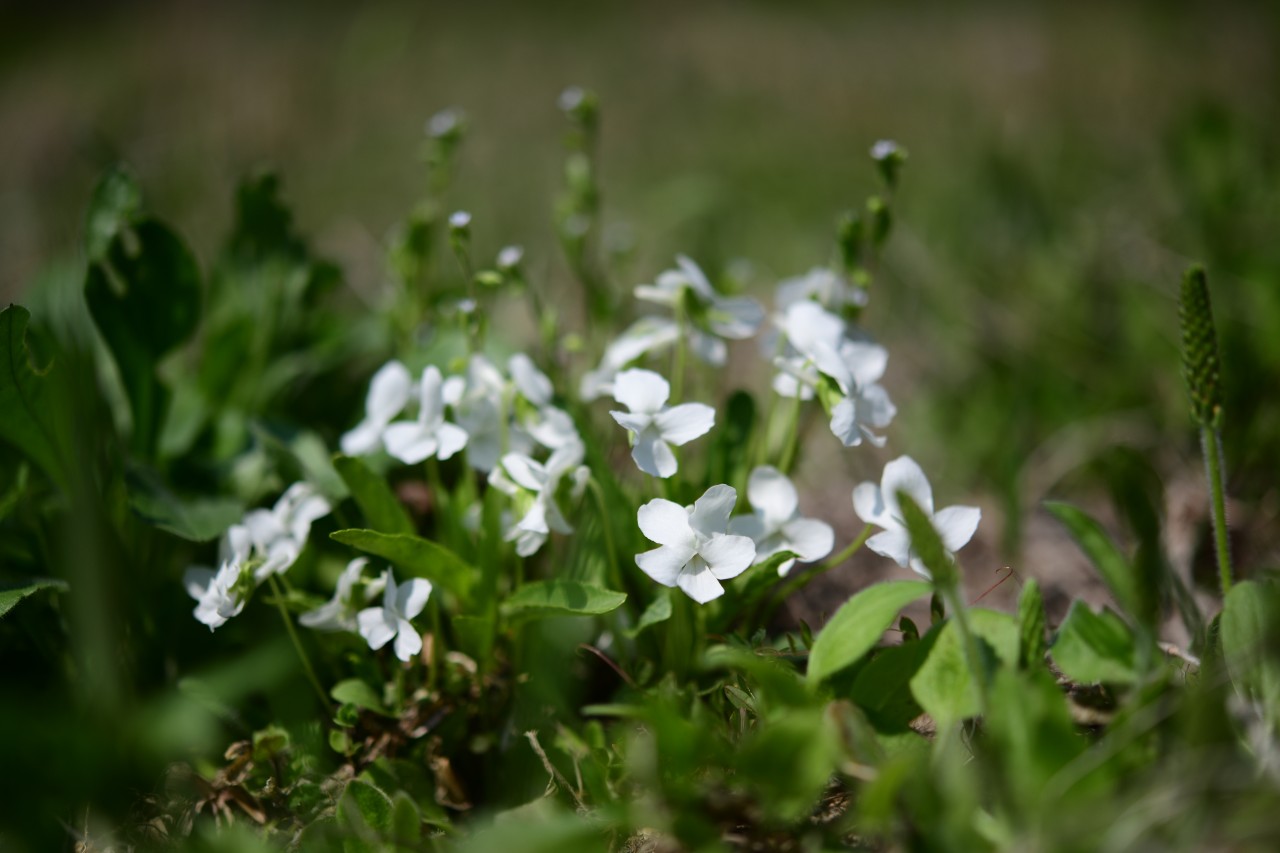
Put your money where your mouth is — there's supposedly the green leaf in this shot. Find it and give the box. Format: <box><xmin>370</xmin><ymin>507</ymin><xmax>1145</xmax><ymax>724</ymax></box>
<box><xmin>1016</xmin><ymin>578</ymin><xmax>1048</xmax><ymax>670</ymax></box>
<box><xmin>1051</xmin><ymin>600</ymin><xmax>1137</xmax><ymax>685</ymax></box>
<box><xmin>624</xmin><ymin>588</ymin><xmax>672</xmax><ymax>638</ymax></box>
<box><xmin>0</xmin><ymin>578</ymin><xmax>68</xmax><ymax>620</ymax></box>
<box><xmin>985</xmin><ymin>667</ymin><xmax>1085</xmax><ymax>816</ymax></box>
<box><xmin>503</xmin><ymin>580</ymin><xmax>626</xmax><ymax>620</ymax></box>
<box><xmin>849</xmin><ymin>628</ymin><xmax>939</xmax><ymax>731</ymax></box>
<box><xmin>331</xmin><ymin>529</ymin><xmax>475</xmax><ymax>600</ymax></box>
<box><xmin>334</xmin><ymin>455</ymin><xmax>413</xmax><ymax>535</ymax></box>
<box><xmin>897</xmin><ymin>492</ymin><xmax>957</xmax><ymax>589</ymax></box>
<box><xmin>85</xmin><ymin>218</ymin><xmax>201</xmax><ymax>455</ymax></box>
<box><xmin>0</xmin><ymin>305</ymin><xmax>68</xmax><ymax>489</ymax></box>
<box><xmin>806</xmin><ymin>580</ymin><xmax>931</xmax><ymax>685</ymax></box>
<box><xmin>84</xmin><ymin>166</ymin><xmax>143</xmax><ymax>261</ymax></box>
<box><xmin>910</xmin><ymin>609</ymin><xmax>1018</xmax><ymax>726</ymax></box>
<box><xmin>339</xmin><ymin>779</ymin><xmax>394</xmax><ymax>838</ymax></box>
<box><xmin>125</xmin><ymin>466</ymin><xmax>244</xmax><ymax>542</ymax></box>
<box><xmin>330</xmin><ymin>678</ymin><xmax>392</xmax><ymax>717</ymax></box>
<box><xmin>1044</xmin><ymin>501</ymin><xmax>1140</xmax><ymax>622</ymax></box>
<box><xmin>736</xmin><ymin>707</ymin><xmax>839</xmax><ymax>822</ymax></box>
<box><xmin>1221</xmin><ymin>580</ymin><xmax>1280</xmax><ymax>727</ymax></box>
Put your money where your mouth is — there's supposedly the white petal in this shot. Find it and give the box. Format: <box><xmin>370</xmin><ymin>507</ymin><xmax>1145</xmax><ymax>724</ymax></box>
<box><xmin>676</xmin><ymin>564</ymin><xmax>725</xmax><ymax>604</ymax></box>
<box><xmin>340</xmin><ymin>420</ymin><xmax>384</xmax><ymax>457</ymax></box>
<box><xmin>700</xmin><ymin>533</ymin><xmax>756</xmax><ymax>580</ymax></box>
<box><xmin>728</xmin><ymin>514</ymin><xmax>767</xmax><ymax>543</ymax></box>
<box><xmin>934</xmin><ymin>505</ymin><xmax>981</xmax><ymax>553</ymax></box>
<box><xmin>686</xmin><ymin>329</ymin><xmax>726</xmax><ymax>366</ymax></box>
<box><xmin>417</xmin><ymin>366</ymin><xmax>447</xmax><ymax>426</ymax></box>
<box><xmin>500</xmin><ymin>454</ymin><xmax>546</xmax><ymax>492</ymax></box>
<box><xmin>841</xmin><ymin>341</ymin><xmax>888</xmax><ymax>387</ymax></box>
<box><xmin>613</xmin><ymin>369</ymin><xmax>669</xmax><ymax>414</ymax></box>
<box><xmin>610</xmin><ymin>410</ymin><xmax>653</xmax><ymax>434</ymax></box>
<box><xmin>184</xmin><ymin>567</ymin><xmax>215</xmax><ymax>600</ymax></box>
<box><xmin>810</xmin><ymin>340</ymin><xmax>854</xmax><ymax>393</ymax></box>
<box><xmin>689</xmin><ymin>484</ymin><xmax>737</xmax><ymax>538</ymax></box>
<box><xmin>435</xmin><ymin>422</ymin><xmax>469</xmax><ymax>461</ymax></box>
<box><xmin>708</xmin><ymin>296</ymin><xmax>765</xmax><ymax>339</ymax></box>
<box><xmin>298</xmin><ymin>601</ymin><xmax>349</xmax><ymax>632</ymax></box>
<box><xmin>655</xmin><ymin>403</ymin><xmax>715</xmax><ymax>446</ymax></box>
<box><xmin>636</xmin><ymin>545</ymin><xmax>695</xmax><ymax>587</ymax></box>
<box><xmin>393</xmin><ymin>619</ymin><xmax>423</xmax><ymax>662</ymax></box>
<box><xmin>780</xmin><ymin>301</ymin><xmax>845</xmax><ymax>350</ymax></box>
<box><xmin>509</xmin><ymin>353</ymin><xmax>553</xmax><ymax>406</ymax></box>
<box><xmin>383</xmin><ymin>422</ymin><xmax>438</xmax><ymax>464</ymax></box>
<box><xmin>866</xmin><ymin>528</ymin><xmax>912</xmax><ymax>568</ymax></box>
<box><xmin>829</xmin><ymin>398</ymin><xmax>865</xmax><ymax>447</ymax></box>
<box><xmin>632</xmin><ymin>433</ymin><xmax>678</xmax><ymax>478</ymax></box>
<box><xmin>367</xmin><ymin>360</ymin><xmax>413</xmax><ymax>422</ymax></box>
<box><xmin>396</xmin><ymin>577</ymin><xmax>433</xmax><ymax>620</ymax></box>
<box><xmin>357</xmin><ymin>607</ymin><xmax>397</xmax><ymax>650</ymax></box>
<box><xmin>882</xmin><ymin>456</ymin><xmax>934</xmax><ymax>518</ymax></box>
<box><xmin>637</xmin><ymin>499</ymin><xmax>696</xmax><ymax>548</ymax></box>
<box><xmin>675</xmin><ymin>255</ymin><xmax>717</xmax><ymax>301</ymax></box>
<box><xmin>852</xmin><ymin>482</ymin><xmax>890</xmax><ymax>528</ymax></box>
<box><xmin>781</xmin><ymin>518</ymin><xmax>835</xmax><ymax>563</ymax></box>
<box><xmin>858</xmin><ymin>383</ymin><xmax>897</xmax><ymax>428</ymax></box>
<box><xmin>746</xmin><ymin>466</ymin><xmax>798</xmax><ymax>526</ymax></box>
<box><xmin>441</xmin><ymin>375</ymin><xmax>466</xmax><ymax>406</ymax></box>
<box><xmin>601</xmin><ymin>317</ymin><xmax>680</xmax><ymax>369</ymax></box>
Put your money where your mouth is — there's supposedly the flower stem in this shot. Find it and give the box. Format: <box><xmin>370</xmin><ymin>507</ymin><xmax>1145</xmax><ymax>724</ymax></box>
<box><xmin>671</xmin><ymin>298</ymin><xmax>688</xmax><ymax>403</ymax></box>
<box><xmin>776</xmin><ymin>392</ymin><xmax>804</xmax><ymax>475</ymax></box>
<box><xmin>1201</xmin><ymin>427</ymin><xmax>1233</xmax><ymax>595</ymax></box>
<box><xmin>587</xmin><ymin>477</ymin><xmax>623</xmax><ymax>593</ymax></box>
<box><xmin>761</xmin><ymin>523</ymin><xmax>873</xmax><ymax>624</ymax></box>
<box><xmin>266</xmin><ymin>574</ymin><xmax>329</xmax><ymax>710</ymax></box>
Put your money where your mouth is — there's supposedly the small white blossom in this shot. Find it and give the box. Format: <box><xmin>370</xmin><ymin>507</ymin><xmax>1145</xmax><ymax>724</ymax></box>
<box><xmin>870</xmin><ymin>139</ymin><xmax>902</xmax><ymax>161</ymax></box>
<box><xmin>497</xmin><ymin>245</ymin><xmax>524</xmax><ymax>270</ymax></box>
<box><xmin>609</xmin><ymin>369</ymin><xmax>714</xmax><ymax>479</ymax></box>
<box><xmin>241</xmin><ymin>482</ymin><xmax>332</xmax><ymax>581</ymax></box>
<box><xmin>774</xmin><ymin>267</ymin><xmax>868</xmax><ymax>314</ymax></box>
<box><xmin>448</xmin><ymin>210</ymin><xmax>472</xmax><ymax>230</ymax></box>
<box><xmin>634</xmin><ymin>255</ymin><xmax>764</xmax><ymax>366</ymax></box>
<box><xmin>635</xmin><ymin>484</ymin><xmax>756</xmax><ymax>604</ymax></box>
<box><xmin>184</xmin><ymin>525</ymin><xmax>252</xmax><ymax>630</ymax></box>
<box><xmin>852</xmin><ymin>456</ymin><xmax>980</xmax><ymax>579</ymax></box>
<box><xmin>579</xmin><ymin>317</ymin><xmax>681</xmax><ymax>401</ymax></box>
<box><xmin>357</xmin><ymin>569</ymin><xmax>432</xmax><ymax>662</ymax></box>
<box><xmin>729</xmin><ymin>466</ymin><xmax>834</xmax><ymax>576</ymax></box>
<box><xmin>427</xmin><ymin>108</ymin><xmax>463</xmax><ymax>138</ymax></box>
<box><xmin>299</xmin><ymin>557</ymin><xmax>382</xmax><ymax>632</ymax></box>
<box><xmin>383</xmin><ymin>366</ymin><xmax>469</xmax><ymax>465</ymax></box>
<box><xmin>489</xmin><ymin>451</ymin><xmax>577</xmax><ymax>557</ymax></box>
<box><xmin>340</xmin><ymin>360</ymin><xmax>414</xmax><ymax>457</ymax></box>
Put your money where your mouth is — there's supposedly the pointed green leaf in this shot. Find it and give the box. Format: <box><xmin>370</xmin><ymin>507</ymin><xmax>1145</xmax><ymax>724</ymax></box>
<box><xmin>0</xmin><ymin>305</ymin><xmax>68</xmax><ymax>489</ymax></box>
<box><xmin>0</xmin><ymin>578</ymin><xmax>68</xmax><ymax>620</ymax></box>
<box><xmin>1016</xmin><ymin>578</ymin><xmax>1048</xmax><ymax>669</ymax></box>
<box><xmin>1044</xmin><ymin>501</ymin><xmax>1139</xmax><ymax>621</ymax></box>
<box><xmin>1221</xmin><ymin>580</ymin><xmax>1280</xmax><ymax>726</ymax></box>
<box><xmin>503</xmin><ymin>580</ymin><xmax>626</xmax><ymax>620</ymax></box>
<box><xmin>806</xmin><ymin>580</ymin><xmax>931</xmax><ymax>685</ymax></box>
<box><xmin>625</xmin><ymin>588</ymin><xmax>672</xmax><ymax>638</ymax></box>
<box><xmin>897</xmin><ymin>492</ymin><xmax>957</xmax><ymax>589</ymax></box>
<box><xmin>125</xmin><ymin>466</ymin><xmax>244</xmax><ymax>542</ymax></box>
<box><xmin>85</xmin><ymin>166</ymin><xmax>143</xmax><ymax>261</ymax></box>
<box><xmin>330</xmin><ymin>528</ymin><xmax>474</xmax><ymax>600</ymax></box>
<box><xmin>1051</xmin><ymin>600</ymin><xmax>1137</xmax><ymax>685</ymax></box>
<box><xmin>330</xmin><ymin>678</ymin><xmax>392</xmax><ymax>717</ymax></box>
<box><xmin>909</xmin><ymin>609</ymin><xmax>1018</xmax><ymax>726</ymax></box>
<box><xmin>334</xmin><ymin>455</ymin><xmax>414</xmax><ymax>535</ymax></box>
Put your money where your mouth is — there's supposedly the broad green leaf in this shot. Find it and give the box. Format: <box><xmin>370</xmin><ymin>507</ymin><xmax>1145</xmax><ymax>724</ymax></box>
<box><xmin>1051</xmin><ymin>600</ymin><xmax>1137</xmax><ymax>685</ymax></box>
<box><xmin>0</xmin><ymin>305</ymin><xmax>68</xmax><ymax>489</ymax></box>
<box><xmin>806</xmin><ymin>580</ymin><xmax>931</xmax><ymax>685</ymax></box>
<box><xmin>849</xmin><ymin>628</ymin><xmax>938</xmax><ymax>731</ymax></box>
<box><xmin>897</xmin><ymin>492</ymin><xmax>957</xmax><ymax>589</ymax></box>
<box><xmin>125</xmin><ymin>466</ymin><xmax>243</xmax><ymax>542</ymax></box>
<box><xmin>85</xmin><ymin>166</ymin><xmax>143</xmax><ymax>261</ymax></box>
<box><xmin>985</xmin><ymin>667</ymin><xmax>1085</xmax><ymax>816</ymax></box>
<box><xmin>1016</xmin><ymin>578</ymin><xmax>1048</xmax><ymax>669</ymax></box>
<box><xmin>910</xmin><ymin>609</ymin><xmax>1018</xmax><ymax>726</ymax></box>
<box><xmin>339</xmin><ymin>779</ymin><xmax>394</xmax><ymax>838</ymax></box>
<box><xmin>503</xmin><ymin>580</ymin><xmax>626</xmax><ymax>620</ymax></box>
<box><xmin>1045</xmin><ymin>501</ymin><xmax>1140</xmax><ymax>622</ymax></box>
<box><xmin>1221</xmin><ymin>580</ymin><xmax>1280</xmax><ymax>727</ymax></box>
<box><xmin>736</xmin><ymin>707</ymin><xmax>839</xmax><ymax>822</ymax></box>
<box><xmin>85</xmin><ymin>218</ymin><xmax>201</xmax><ymax>455</ymax></box>
<box><xmin>334</xmin><ymin>455</ymin><xmax>414</xmax><ymax>535</ymax></box>
<box><xmin>330</xmin><ymin>678</ymin><xmax>391</xmax><ymax>717</ymax></box>
<box><xmin>331</xmin><ymin>529</ymin><xmax>474</xmax><ymax>600</ymax></box>
<box><xmin>625</xmin><ymin>588</ymin><xmax>672</xmax><ymax>638</ymax></box>
<box><xmin>0</xmin><ymin>578</ymin><xmax>68</xmax><ymax>620</ymax></box>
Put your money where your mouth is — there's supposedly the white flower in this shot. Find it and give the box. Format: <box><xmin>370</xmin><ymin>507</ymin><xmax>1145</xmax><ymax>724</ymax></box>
<box><xmin>635</xmin><ymin>255</ymin><xmax>764</xmax><ymax>366</ymax></box>
<box><xmin>497</xmin><ymin>245</ymin><xmax>524</xmax><ymax>270</ymax></box>
<box><xmin>852</xmin><ymin>456</ymin><xmax>981</xmax><ymax>579</ymax></box>
<box><xmin>427</xmin><ymin>107</ymin><xmax>463</xmax><ymax>138</ymax></box>
<box><xmin>184</xmin><ymin>525</ymin><xmax>252</xmax><ymax>630</ymax></box>
<box><xmin>509</xmin><ymin>353</ymin><xmax>553</xmax><ymax>407</ymax></box>
<box><xmin>729</xmin><ymin>466</ymin><xmax>834</xmax><ymax>576</ymax></box>
<box><xmin>609</xmin><ymin>369</ymin><xmax>714</xmax><ymax>478</ymax></box>
<box><xmin>775</xmin><ymin>267</ymin><xmax>867</xmax><ymax>314</ymax></box>
<box><xmin>299</xmin><ymin>557</ymin><xmax>382</xmax><ymax>632</ymax></box>
<box><xmin>579</xmin><ymin>317</ymin><xmax>681</xmax><ymax>401</ymax></box>
<box><xmin>448</xmin><ymin>210</ymin><xmax>472</xmax><ymax>229</ymax></box>
<box><xmin>443</xmin><ymin>356</ymin><xmax>516</xmax><ymax>472</ymax></box>
<box><xmin>489</xmin><ymin>452</ymin><xmax>576</xmax><ymax>557</ymax></box>
<box><xmin>357</xmin><ymin>569</ymin><xmax>432</xmax><ymax>662</ymax></box>
<box><xmin>384</xmin><ymin>366</ymin><xmax>469</xmax><ymax>465</ymax></box>
<box><xmin>340</xmin><ymin>360</ymin><xmax>414</xmax><ymax>457</ymax></box>
<box><xmin>635</xmin><ymin>484</ymin><xmax>756</xmax><ymax>604</ymax></box>
<box><xmin>241</xmin><ymin>482</ymin><xmax>332</xmax><ymax>581</ymax></box>
<box><xmin>870</xmin><ymin>139</ymin><xmax>902</xmax><ymax>161</ymax></box>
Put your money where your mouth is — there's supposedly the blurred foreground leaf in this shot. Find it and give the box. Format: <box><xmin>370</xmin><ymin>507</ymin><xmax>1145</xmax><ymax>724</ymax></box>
<box><xmin>1051</xmin><ymin>601</ymin><xmax>1137</xmax><ymax>686</ymax></box>
<box><xmin>807</xmin><ymin>580</ymin><xmax>931</xmax><ymax>685</ymax></box>
<box><xmin>334</xmin><ymin>455</ymin><xmax>414</xmax><ymax>535</ymax></box>
<box><xmin>0</xmin><ymin>305</ymin><xmax>68</xmax><ymax>489</ymax></box>
<box><xmin>125</xmin><ymin>466</ymin><xmax>244</xmax><ymax>542</ymax></box>
<box><xmin>0</xmin><ymin>577</ymin><xmax>67</xmax><ymax>620</ymax></box>
<box><xmin>910</xmin><ymin>609</ymin><xmax>1017</xmax><ymax>726</ymax></box>
<box><xmin>1221</xmin><ymin>580</ymin><xmax>1280</xmax><ymax>728</ymax></box>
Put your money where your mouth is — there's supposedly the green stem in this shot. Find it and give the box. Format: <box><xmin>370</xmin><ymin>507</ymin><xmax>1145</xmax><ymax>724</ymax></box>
<box><xmin>671</xmin><ymin>300</ymin><xmax>687</xmax><ymax>403</ymax></box>
<box><xmin>776</xmin><ymin>392</ymin><xmax>804</xmax><ymax>474</ymax></box>
<box><xmin>1201</xmin><ymin>427</ymin><xmax>1233</xmax><ymax>595</ymax></box>
<box><xmin>761</xmin><ymin>523</ymin><xmax>873</xmax><ymax>624</ymax></box>
<box><xmin>266</xmin><ymin>574</ymin><xmax>329</xmax><ymax>710</ymax></box>
<box><xmin>588</xmin><ymin>478</ymin><xmax>623</xmax><ymax>592</ymax></box>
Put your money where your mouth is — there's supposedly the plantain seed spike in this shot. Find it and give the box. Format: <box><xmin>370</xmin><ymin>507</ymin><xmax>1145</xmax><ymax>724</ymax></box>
<box><xmin>1179</xmin><ymin>264</ymin><xmax>1224</xmax><ymax>429</ymax></box>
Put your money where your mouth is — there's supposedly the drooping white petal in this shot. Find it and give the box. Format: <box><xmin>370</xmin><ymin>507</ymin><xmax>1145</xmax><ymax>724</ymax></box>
<box><xmin>393</xmin><ymin>619</ymin><xmax>423</xmax><ymax>662</ymax></box>
<box><xmin>700</xmin><ymin>533</ymin><xmax>756</xmax><ymax>580</ymax></box>
<box><xmin>708</xmin><ymin>296</ymin><xmax>765</xmax><ymax>339</ymax></box>
<box><xmin>366</xmin><ymin>360</ymin><xmax>413</xmax><ymax>422</ymax></box>
<box><xmin>417</xmin><ymin>366</ymin><xmax>447</xmax><ymax>427</ymax></box>
<box><xmin>654</xmin><ymin>403</ymin><xmax>715</xmax><ymax>446</ymax></box>
<box><xmin>500</xmin><ymin>454</ymin><xmax>546</xmax><ymax>492</ymax></box>
<box><xmin>383</xmin><ymin>422</ymin><xmax>438</xmax><ymax>464</ymax></box>
<box><xmin>746</xmin><ymin>466</ymin><xmax>798</xmax><ymax>527</ymax></box>
<box><xmin>637</xmin><ymin>499</ymin><xmax>696</xmax><ymax>548</ymax></box>
<box><xmin>184</xmin><ymin>567</ymin><xmax>215</xmax><ymax>601</ymax></box>
<box><xmin>882</xmin><ymin>455</ymin><xmax>934</xmax><ymax>518</ymax></box>
<box><xmin>841</xmin><ymin>340</ymin><xmax>889</xmax><ymax>387</ymax></box>
<box><xmin>866</xmin><ymin>528</ymin><xmax>913</xmax><ymax>569</ymax></box>
<box><xmin>357</xmin><ymin>607</ymin><xmax>397</xmax><ymax>650</ymax></box>
<box><xmin>781</xmin><ymin>517</ymin><xmax>835</xmax><ymax>563</ymax></box>
<box><xmin>689</xmin><ymin>484</ymin><xmax>737</xmax><ymax>538</ymax></box>
<box><xmin>435</xmin><ymin>422</ymin><xmax>469</xmax><ymax>461</ymax></box>
<box><xmin>613</xmin><ymin>369</ymin><xmax>670</xmax><ymax>415</ymax></box>
<box><xmin>676</xmin><ymin>564</ymin><xmax>725</xmax><ymax>604</ymax></box>
<box><xmin>509</xmin><ymin>353</ymin><xmax>553</xmax><ymax>406</ymax></box>
<box><xmin>853</xmin><ymin>482</ymin><xmax>892</xmax><ymax>529</ymax></box>
<box><xmin>636</xmin><ymin>544</ymin><xmax>695</xmax><ymax>587</ymax></box>
<box><xmin>933</xmin><ymin>505</ymin><xmax>981</xmax><ymax>553</ymax></box>
<box><xmin>829</xmin><ymin>397</ymin><xmax>866</xmax><ymax>447</ymax></box>
<box><xmin>686</xmin><ymin>329</ymin><xmax>727</xmax><ymax>366</ymax></box>
<box><xmin>632</xmin><ymin>432</ymin><xmax>678</xmax><ymax>478</ymax></box>
<box><xmin>340</xmin><ymin>420</ymin><xmax>386</xmax><ymax>457</ymax></box>
<box><xmin>396</xmin><ymin>577</ymin><xmax>433</xmax><ymax>620</ymax></box>
<box><xmin>610</xmin><ymin>410</ymin><xmax>653</xmax><ymax>435</ymax></box>
<box><xmin>779</xmin><ymin>301</ymin><xmax>845</xmax><ymax>354</ymax></box>
<box><xmin>674</xmin><ymin>254</ymin><xmax>718</xmax><ymax>301</ymax></box>
<box><xmin>858</xmin><ymin>383</ymin><xmax>897</xmax><ymax>429</ymax></box>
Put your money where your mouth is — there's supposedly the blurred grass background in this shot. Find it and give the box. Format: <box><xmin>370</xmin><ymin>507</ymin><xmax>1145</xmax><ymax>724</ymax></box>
<box><xmin>3</xmin><ymin>0</ymin><xmax>1279</xmax><ymax>573</ymax></box>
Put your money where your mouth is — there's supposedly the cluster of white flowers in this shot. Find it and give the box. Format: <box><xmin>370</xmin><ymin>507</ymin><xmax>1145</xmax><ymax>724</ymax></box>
<box><xmin>184</xmin><ymin>483</ymin><xmax>331</xmax><ymax>630</ymax></box>
<box><xmin>298</xmin><ymin>557</ymin><xmax>432</xmax><ymax>663</ymax></box>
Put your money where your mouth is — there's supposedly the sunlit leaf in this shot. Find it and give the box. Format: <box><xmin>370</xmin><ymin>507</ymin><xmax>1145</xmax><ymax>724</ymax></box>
<box><xmin>503</xmin><ymin>580</ymin><xmax>626</xmax><ymax>620</ymax></box>
<box><xmin>331</xmin><ymin>529</ymin><xmax>474</xmax><ymax>600</ymax></box>
<box><xmin>910</xmin><ymin>609</ymin><xmax>1018</xmax><ymax>726</ymax></box>
<box><xmin>1045</xmin><ymin>501</ymin><xmax>1140</xmax><ymax>623</ymax></box>
<box><xmin>807</xmin><ymin>580</ymin><xmax>931</xmax><ymax>685</ymax></box>
<box><xmin>1051</xmin><ymin>600</ymin><xmax>1137</xmax><ymax>685</ymax></box>
<box><xmin>0</xmin><ymin>578</ymin><xmax>68</xmax><ymax>620</ymax></box>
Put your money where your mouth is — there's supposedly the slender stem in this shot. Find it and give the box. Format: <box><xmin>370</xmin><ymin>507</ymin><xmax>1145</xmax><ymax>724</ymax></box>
<box><xmin>1202</xmin><ymin>427</ymin><xmax>1233</xmax><ymax>595</ymax></box>
<box><xmin>776</xmin><ymin>392</ymin><xmax>804</xmax><ymax>474</ymax></box>
<box><xmin>761</xmin><ymin>523</ymin><xmax>873</xmax><ymax>624</ymax></box>
<box><xmin>671</xmin><ymin>299</ymin><xmax>687</xmax><ymax>403</ymax></box>
<box><xmin>266</xmin><ymin>574</ymin><xmax>329</xmax><ymax>709</ymax></box>
<box><xmin>588</xmin><ymin>478</ymin><xmax>623</xmax><ymax>592</ymax></box>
